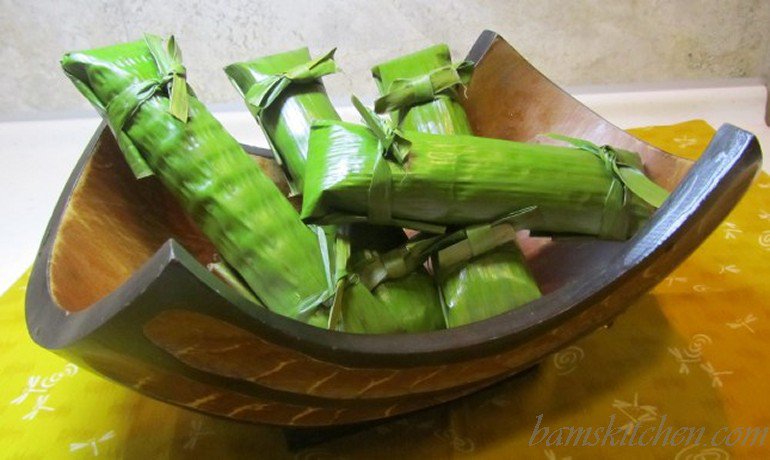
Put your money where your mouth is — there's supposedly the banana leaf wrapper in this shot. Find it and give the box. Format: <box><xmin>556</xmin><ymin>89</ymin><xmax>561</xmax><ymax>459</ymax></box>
<box><xmin>302</xmin><ymin>117</ymin><xmax>668</xmax><ymax>240</ymax></box>
<box><xmin>334</xmin><ymin>211</ymin><xmax>538</xmax><ymax>331</ymax></box>
<box><xmin>335</xmin><ymin>271</ymin><xmax>443</xmax><ymax>334</ymax></box>
<box><xmin>432</xmin><ymin>221</ymin><xmax>541</xmax><ymax>327</ymax></box>
<box><xmin>225</xmin><ymin>46</ymin><xmax>406</xmax><ymax>249</ymax></box>
<box><xmin>328</xmin><ymin>231</ymin><xmax>443</xmax><ymax>334</ymax></box>
<box><xmin>224</xmin><ymin>47</ymin><xmax>340</xmax><ymax>194</ymax></box>
<box><xmin>225</xmin><ymin>47</ymin><xmax>439</xmax><ymax>331</ymax></box>
<box><xmin>371</xmin><ymin>44</ymin><xmax>472</xmax><ymax>134</ymax></box>
<box><xmin>61</xmin><ymin>35</ymin><xmax>333</xmax><ymax>321</ymax></box>
<box><xmin>372</xmin><ymin>48</ymin><xmax>542</xmax><ymax>327</ymax></box>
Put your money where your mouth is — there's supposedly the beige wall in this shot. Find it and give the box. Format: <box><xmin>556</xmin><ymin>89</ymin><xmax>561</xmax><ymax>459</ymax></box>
<box><xmin>1</xmin><ymin>0</ymin><xmax>768</xmax><ymax>118</ymax></box>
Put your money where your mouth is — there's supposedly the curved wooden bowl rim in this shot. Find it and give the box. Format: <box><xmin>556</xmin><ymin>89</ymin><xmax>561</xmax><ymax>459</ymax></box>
<box><xmin>26</xmin><ymin>30</ymin><xmax>763</xmax><ymax>370</ymax></box>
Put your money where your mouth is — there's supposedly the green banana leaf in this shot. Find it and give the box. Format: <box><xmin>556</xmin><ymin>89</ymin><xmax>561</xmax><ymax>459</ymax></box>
<box><xmin>372</xmin><ymin>46</ymin><xmax>541</xmax><ymax>327</ymax></box>
<box><xmin>336</xmin><ymin>271</ymin><xmax>443</xmax><ymax>334</ymax></box>
<box><xmin>225</xmin><ymin>47</ymin><xmax>442</xmax><ymax>332</ymax></box>
<box><xmin>61</xmin><ymin>35</ymin><xmax>333</xmax><ymax>322</ymax></box>
<box><xmin>438</xmin><ymin>247</ymin><xmax>541</xmax><ymax>327</ymax></box>
<box><xmin>334</xmin><ymin>211</ymin><xmax>539</xmax><ymax>331</ymax></box>
<box><xmin>323</xmin><ymin>274</ymin><xmax>436</xmax><ymax>333</ymax></box>
<box><xmin>302</xmin><ymin>116</ymin><xmax>666</xmax><ymax>240</ymax></box>
<box><xmin>329</xmin><ymin>230</ymin><xmax>443</xmax><ymax>334</ymax></box>
<box><xmin>225</xmin><ymin>47</ymin><xmax>340</xmax><ymax>194</ymax></box>
<box><xmin>371</xmin><ymin>44</ymin><xmax>473</xmax><ymax>134</ymax></box>
<box><xmin>431</xmin><ymin>220</ymin><xmax>541</xmax><ymax>327</ymax></box>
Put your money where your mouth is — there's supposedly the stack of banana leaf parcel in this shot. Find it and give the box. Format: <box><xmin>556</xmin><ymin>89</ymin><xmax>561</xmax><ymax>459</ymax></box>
<box><xmin>61</xmin><ymin>35</ymin><xmax>668</xmax><ymax>334</ymax></box>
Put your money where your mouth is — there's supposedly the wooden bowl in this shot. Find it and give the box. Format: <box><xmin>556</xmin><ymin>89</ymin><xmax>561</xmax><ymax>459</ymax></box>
<box><xmin>26</xmin><ymin>31</ymin><xmax>763</xmax><ymax>427</ymax></box>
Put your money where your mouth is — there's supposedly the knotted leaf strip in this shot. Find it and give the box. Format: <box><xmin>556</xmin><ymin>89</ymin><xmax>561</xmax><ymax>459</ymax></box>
<box><xmin>351</xmin><ymin>95</ymin><xmax>413</xmax><ymax>228</ymax></box>
<box><xmin>374</xmin><ymin>60</ymin><xmax>473</xmax><ymax>113</ymax></box>
<box><xmin>547</xmin><ymin>133</ymin><xmax>669</xmax><ymax>239</ymax></box>
<box><xmin>243</xmin><ymin>48</ymin><xmax>338</xmax><ymax>118</ymax></box>
<box><xmin>91</xmin><ymin>34</ymin><xmax>192</xmax><ymax>178</ymax></box>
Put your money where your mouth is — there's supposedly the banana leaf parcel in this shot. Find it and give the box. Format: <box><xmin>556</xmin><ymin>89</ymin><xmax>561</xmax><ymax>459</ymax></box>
<box><xmin>371</xmin><ymin>44</ymin><xmax>473</xmax><ymax>134</ymax></box>
<box><xmin>302</xmin><ymin>101</ymin><xmax>668</xmax><ymax>241</ymax></box>
<box><xmin>328</xmin><ymin>229</ymin><xmax>443</xmax><ymax>334</ymax></box>
<box><xmin>372</xmin><ymin>47</ymin><xmax>542</xmax><ymax>325</ymax></box>
<box><xmin>432</xmin><ymin>218</ymin><xmax>541</xmax><ymax>327</ymax></box>
<box><xmin>61</xmin><ymin>35</ymin><xmax>333</xmax><ymax>322</ymax></box>
<box><xmin>225</xmin><ymin>48</ymin><xmax>442</xmax><ymax>333</ymax></box>
<box><xmin>332</xmin><ymin>210</ymin><xmax>539</xmax><ymax>330</ymax></box>
<box><xmin>225</xmin><ymin>47</ymin><xmax>341</xmax><ymax>194</ymax></box>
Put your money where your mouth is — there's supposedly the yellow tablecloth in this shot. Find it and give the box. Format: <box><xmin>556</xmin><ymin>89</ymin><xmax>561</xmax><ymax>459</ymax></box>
<box><xmin>1</xmin><ymin>121</ymin><xmax>768</xmax><ymax>459</ymax></box>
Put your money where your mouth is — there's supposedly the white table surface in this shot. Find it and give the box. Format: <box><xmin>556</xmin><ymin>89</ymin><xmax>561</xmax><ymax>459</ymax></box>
<box><xmin>1</xmin><ymin>82</ymin><xmax>768</xmax><ymax>294</ymax></box>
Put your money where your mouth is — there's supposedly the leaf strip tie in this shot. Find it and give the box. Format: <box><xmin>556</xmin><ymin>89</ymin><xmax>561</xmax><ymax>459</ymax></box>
<box><xmin>144</xmin><ymin>34</ymin><xmax>190</xmax><ymax>122</ymax></box>
<box><xmin>356</xmin><ymin>238</ymin><xmax>437</xmax><ymax>291</ymax></box>
<box><xmin>100</xmin><ymin>34</ymin><xmax>190</xmax><ymax>178</ymax></box>
<box><xmin>243</xmin><ymin>48</ymin><xmax>338</xmax><ymax>118</ymax></box>
<box><xmin>546</xmin><ymin>133</ymin><xmax>670</xmax><ymax>239</ymax></box>
<box><xmin>354</xmin><ymin>207</ymin><xmax>536</xmax><ymax>290</ymax></box>
<box><xmin>437</xmin><ymin>224</ymin><xmax>519</xmax><ymax>270</ymax></box>
<box><xmin>374</xmin><ymin>61</ymin><xmax>474</xmax><ymax>113</ymax></box>
<box><xmin>435</xmin><ymin>207</ymin><xmax>536</xmax><ymax>270</ymax></box>
<box><xmin>351</xmin><ymin>96</ymin><xmax>412</xmax><ymax>226</ymax></box>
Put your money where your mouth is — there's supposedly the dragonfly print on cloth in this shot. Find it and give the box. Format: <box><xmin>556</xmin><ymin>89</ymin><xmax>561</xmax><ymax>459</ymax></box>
<box><xmin>69</xmin><ymin>430</ymin><xmax>116</xmax><ymax>457</ymax></box>
<box><xmin>662</xmin><ymin>276</ymin><xmax>687</xmax><ymax>289</ymax></box>
<box><xmin>699</xmin><ymin>362</ymin><xmax>733</xmax><ymax>389</ymax></box>
<box><xmin>183</xmin><ymin>418</ymin><xmax>215</xmax><ymax>451</ymax></box>
<box><xmin>10</xmin><ymin>363</ymin><xmax>78</xmax><ymax>405</ymax></box>
<box><xmin>21</xmin><ymin>395</ymin><xmax>54</xmax><ymax>421</ymax></box>
<box><xmin>668</xmin><ymin>334</ymin><xmax>711</xmax><ymax>374</ymax></box>
<box><xmin>612</xmin><ymin>393</ymin><xmax>659</xmax><ymax>435</ymax></box>
<box><xmin>721</xmin><ymin>222</ymin><xmax>743</xmax><ymax>240</ymax></box>
<box><xmin>718</xmin><ymin>264</ymin><xmax>740</xmax><ymax>274</ymax></box>
<box><xmin>10</xmin><ymin>363</ymin><xmax>78</xmax><ymax>421</ymax></box>
<box><xmin>674</xmin><ymin>444</ymin><xmax>730</xmax><ymax>459</ymax></box>
<box><xmin>433</xmin><ymin>428</ymin><xmax>475</xmax><ymax>453</ymax></box>
<box><xmin>726</xmin><ymin>314</ymin><xmax>758</xmax><ymax>333</ymax></box>
<box><xmin>668</xmin><ymin>334</ymin><xmax>733</xmax><ymax>388</ymax></box>
<box><xmin>544</xmin><ymin>448</ymin><xmax>573</xmax><ymax>460</ymax></box>
<box><xmin>672</xmin><ymin>134</ymin><xmax>698</xmax><ymax>149</ymax></box>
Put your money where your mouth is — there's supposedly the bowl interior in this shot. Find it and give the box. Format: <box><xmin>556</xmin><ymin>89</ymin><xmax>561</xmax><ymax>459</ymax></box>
<box><xmin>49</xmin><ymin>33</ymin><xmax>692</xmax><ymax>311</ymax></box>
<box><xmin>49</xmin><ymin>32</ymin><xmax>691</xmax><ymax>318</ymax></box>
<box><xmin>49</xmin><ymin>131</ymin><xmax>288</xmax><ymax>312</ymax></box>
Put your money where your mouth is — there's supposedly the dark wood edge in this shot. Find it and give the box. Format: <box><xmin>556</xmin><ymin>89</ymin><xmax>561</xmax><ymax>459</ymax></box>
<box><xmin>464</xmin><ymin>29</ymin><xmax>499</xmax><ymax>65</ymax></box>
<box><xmin>241</xmin><ymin>142</ymin><xmax>273</xmax><ymax>158</ymax></box>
